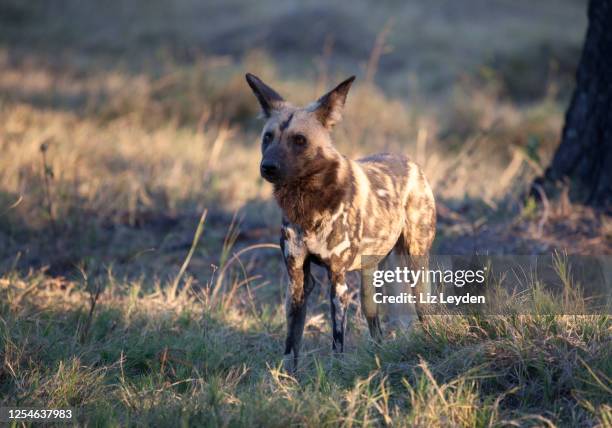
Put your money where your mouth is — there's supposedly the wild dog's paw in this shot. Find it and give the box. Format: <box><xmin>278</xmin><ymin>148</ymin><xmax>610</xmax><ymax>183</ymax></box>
<box><xmin>282</xmin><ymin>353</ymin><xmax>296</xmax><ymax>375</ymax></box>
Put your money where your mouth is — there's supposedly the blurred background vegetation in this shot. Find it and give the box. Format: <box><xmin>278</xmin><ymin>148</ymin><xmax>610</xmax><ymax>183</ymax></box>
<box><xmin>2</xmin><ymin>0</ymin><xmax>604</xmax><ymax>275</ymax></box>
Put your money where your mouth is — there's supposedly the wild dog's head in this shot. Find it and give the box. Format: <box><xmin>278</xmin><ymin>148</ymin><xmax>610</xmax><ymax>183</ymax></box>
<box><xmin>245</xmin><ymin>73</ymin><xmax>355</xmax><ymax>184</ymax></box>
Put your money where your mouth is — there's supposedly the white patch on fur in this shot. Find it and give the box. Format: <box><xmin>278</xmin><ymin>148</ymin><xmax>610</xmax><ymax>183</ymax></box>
<box><xmin>352</xmin><ymin>162</ymin><xmax>370</xmax><ymax>214</ymax></box>
<box><xmin>283</xmin><ymin>225</ymin><xmax>306</xmax><ymax>260</ymax></box>
<box><xmin>336</xmin><ymin>283</ymin><xmax>348</xmax><ymax>296</ymax></box>
<box><xmin>377</xmin><ymin>189</ymin><xmax>388</xmax><ymax>197</ymax></box>
<box><xmin>404</xmin><ymin>162</ymin><xmax>421</xmax><ymax>204</ymax></box>
<box><xmin>330</xmin><ymin>236</ymin><xmax>351</xmax><ymax>257</ymax></box>
<box><xmin>304</xmin><ymin>203</ymin><xmax>347</xmax><ymax>260</ymax></box>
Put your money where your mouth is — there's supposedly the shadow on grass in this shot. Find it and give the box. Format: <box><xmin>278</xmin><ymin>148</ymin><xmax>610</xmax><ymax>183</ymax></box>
<box><xmin>0</xmin><ymin>287</ymin><xmax>285</xmax><ymax>423</ymax></box>
<box><xmin>0</xmin><ymin>182</ymin><xmax>282</xmax><ymax>290</ymax></box>
<box><xmin>1</xmin><ymin>282</ymin><xmax>609</xmax><ymax>426</ymax></box>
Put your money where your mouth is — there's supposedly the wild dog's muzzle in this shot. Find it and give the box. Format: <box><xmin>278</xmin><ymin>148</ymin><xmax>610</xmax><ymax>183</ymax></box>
<box><xmin>260</xmin><ymin>160</ymin><xmax>281</xmax><ymax>182</ymax></box>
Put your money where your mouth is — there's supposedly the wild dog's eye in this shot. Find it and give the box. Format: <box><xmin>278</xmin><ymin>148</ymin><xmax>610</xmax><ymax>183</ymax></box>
<box><xmin>263</xmin><ymin>132</ymin><xmax>273</xmax><ymax>144</ymax></box>
<box><xmin>293</xmin><ymin>134</ymin><xmax>307</xmax><ymax>146</ymax></box>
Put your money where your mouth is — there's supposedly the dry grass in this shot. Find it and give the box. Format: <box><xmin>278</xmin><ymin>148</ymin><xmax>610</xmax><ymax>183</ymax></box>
<box><xmin>1</xmin><ymin>265</ymin><xmax>610</xmax><ymax>426</ymax></box>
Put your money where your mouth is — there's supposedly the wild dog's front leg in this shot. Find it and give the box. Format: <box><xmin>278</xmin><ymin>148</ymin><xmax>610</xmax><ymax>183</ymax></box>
<box><xmin>329</xmin><ymin>270</ymin><xmax>350</xmax><ymax>352</ymax></box>
<box><xmin>280</xmin><ymin>224</ymin><xmax>312</xmax><ymax>373</ymax></box>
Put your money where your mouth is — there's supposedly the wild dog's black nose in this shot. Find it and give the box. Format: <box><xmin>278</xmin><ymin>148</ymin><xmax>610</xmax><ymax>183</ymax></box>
<box><xmin>260</xmin><ymin>161</ymin><xmax>280</xmax><ymax>180</ymax></box>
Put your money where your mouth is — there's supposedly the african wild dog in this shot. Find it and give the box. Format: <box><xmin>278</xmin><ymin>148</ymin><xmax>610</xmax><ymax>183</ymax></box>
<box><xmin>246</xmin><ymin>73</ymin><xmax>436</xmax><ymax>372</ymax></box>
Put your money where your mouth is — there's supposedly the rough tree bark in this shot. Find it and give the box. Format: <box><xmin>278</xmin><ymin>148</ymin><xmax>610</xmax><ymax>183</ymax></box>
<box><xmin>532</xmin><ymin>0</ymin><xmax>612</xmax><ymax>212</ymax></box>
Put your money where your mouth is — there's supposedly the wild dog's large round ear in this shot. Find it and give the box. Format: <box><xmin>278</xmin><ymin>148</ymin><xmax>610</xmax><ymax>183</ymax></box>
<box><xmin>245</xmin><ymin>73</ymin><xmax>285</xmax><ymax>118</ymax></box>
<box><xmin>310</xmin><ymin>76</ymin><xmax>356</xmax><ymax>129</ymax></box>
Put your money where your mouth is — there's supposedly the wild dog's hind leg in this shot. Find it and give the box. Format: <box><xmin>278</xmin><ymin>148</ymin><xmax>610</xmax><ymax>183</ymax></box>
<box><xmin>281</xmin><ymin>224</ymin><xmax>313</xmax><ymax>373</ymax></box>
<box><xmin>401</xmin><ymin>172</ymin><xmax>436</xmax><ymax>322</ymax></box>
<box><xmin>394</xmin><ymin>235</ymin><xmax>424</xmax><ymax>324</ymax></box>
<box><xmin>360</xmin><ymin>263</ymin><xmax>383</xmax><ymax>342</ymax></box>
<box><xmin>329</xmin><ymin>270</ymin><xmax>350</xmax><ymax>352</ymax></box>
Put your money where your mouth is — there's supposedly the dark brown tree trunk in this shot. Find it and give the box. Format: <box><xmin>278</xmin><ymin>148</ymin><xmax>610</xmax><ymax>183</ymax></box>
<box><xmin>532</xmin><ymin>0</ymin><xmax>612</xmax><ymax>213</ymax></box>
